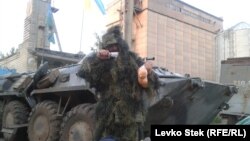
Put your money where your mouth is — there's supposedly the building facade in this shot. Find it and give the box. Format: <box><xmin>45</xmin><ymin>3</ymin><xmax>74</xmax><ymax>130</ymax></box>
<box><xmin>24</xmin><ymin>0</ymin><xmax>52</xmax><ymax>50</ymax></box>
<box><xmin>107</xmin><ymin>0</ymin><xmax>223</xmax><ymax>81</ymax></box>
<box><xmin>215</xmin><ymin>22</ymin><xmax>250</xmax><ymax>81</ymax></box>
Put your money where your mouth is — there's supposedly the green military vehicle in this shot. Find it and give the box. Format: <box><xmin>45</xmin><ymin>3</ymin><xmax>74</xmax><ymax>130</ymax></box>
<box><xmin>0</xmin><ymin>52</ymin><xmax>237</xmax><ymax>141</ymax></box>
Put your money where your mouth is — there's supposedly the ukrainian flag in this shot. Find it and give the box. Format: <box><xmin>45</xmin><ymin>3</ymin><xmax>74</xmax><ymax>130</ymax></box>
<box><xmin>94</xmin><ymin>0</ymin><xmax>106</xmax><ymax>15</ymax></box>
<box><xmin>83</xmin><ymin>0</ymin><xmax>106</xmax><ymax>15</ymax></box>
<box><xmin>83</xmin><ymin>0</ymin><xmax>92</xmax><ymax>11</ymax></box>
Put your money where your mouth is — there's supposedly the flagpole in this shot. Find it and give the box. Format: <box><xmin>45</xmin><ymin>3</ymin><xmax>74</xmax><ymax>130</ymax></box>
<box><xmin>79</xmin><ymin>5</ymin><xmax>85</xmax><ymax>52</ymax></box>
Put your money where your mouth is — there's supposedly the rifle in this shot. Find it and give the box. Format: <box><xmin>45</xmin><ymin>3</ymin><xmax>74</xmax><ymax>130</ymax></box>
<box><xmin>143</xmin><ymin>57</ymin><xmax>155</xmax><ymax>61</ymax></box>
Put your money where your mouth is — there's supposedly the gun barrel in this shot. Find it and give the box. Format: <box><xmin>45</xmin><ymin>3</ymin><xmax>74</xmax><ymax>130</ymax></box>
<box><xmin>145</xmin><ymin>57</ymin><xmax>155</xmax><ymax>61</ymax></box>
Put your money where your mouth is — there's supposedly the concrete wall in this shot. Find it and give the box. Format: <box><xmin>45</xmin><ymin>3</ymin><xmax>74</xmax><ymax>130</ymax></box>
<box><xmin>0</xmin><ymin>45</ymin><xmax>37</xmax><ymax>73</ymax></box>
<box><xmin>24</xmin><ymin>0</ymin><xmax>51</xmax><ymax>49</ymax></box>
<box><xmin>145</xmin><ymin>0</ymin><xmax>222</xmax><ymax>81</ymax></box>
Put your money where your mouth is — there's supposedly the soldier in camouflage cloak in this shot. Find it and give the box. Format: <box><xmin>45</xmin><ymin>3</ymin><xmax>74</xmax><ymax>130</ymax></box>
<box><xmin>79</xmin><ymin>25</ymin><xmax>158</xmax><ymax>141</ymax></box>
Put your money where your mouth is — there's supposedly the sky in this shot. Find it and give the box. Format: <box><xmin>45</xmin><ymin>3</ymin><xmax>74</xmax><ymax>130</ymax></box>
<box><xmin>0</xmin><ymin>0</ymin><xmax>110</xmax><ymax>55</ymax></box>
<box><xmin>1</xmin><ymin>0</ymin><xmax>250</xmax><ymax>55</ymax></box>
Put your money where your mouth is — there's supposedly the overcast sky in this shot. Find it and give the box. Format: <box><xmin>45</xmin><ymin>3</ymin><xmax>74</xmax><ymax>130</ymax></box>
<box><xmin>181</xmin><ymin>0</ymin><xmax>250</xmax><ymax>28</ymax></box>
<box><xmin>1</xmin><ymin>0</ymin><xmax>250</xmax><ymax>55</ymax></box>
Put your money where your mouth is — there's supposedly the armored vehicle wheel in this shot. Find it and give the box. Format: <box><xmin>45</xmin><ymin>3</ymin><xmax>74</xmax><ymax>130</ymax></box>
<box><xmin>2</xmin><ymin>100</ymin><xmax>29</xmax><ymax>141</ymax></box>
<box><xmin>60</xmin><ymin>103</ymin><xmax>95</xmax><ymax>141</ymax></box>
<box><xmin>28</xmin><ymin>101</ymin><xmax>61</xmax><ymax>141</ymax></box>
<box><xmin>0</xmin><ymin>100</ymin><xmax>4</xmax><ymax>136</ymax></box>
<box><xmin>226</xmin><ymin>115</ymin><xmax>238</xmax><ymax>125</ymax></box>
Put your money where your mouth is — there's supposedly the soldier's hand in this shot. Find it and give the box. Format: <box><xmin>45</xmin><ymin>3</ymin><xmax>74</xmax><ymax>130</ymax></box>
<box><xmin>97</xmin><ymin>49</ymin><xmax>110</xmax><ymax>60</ymax></box>
<box><xmin>138</xmin><ymin>65</ymin><xmax>148</xmax><ymax>88</ymax></box>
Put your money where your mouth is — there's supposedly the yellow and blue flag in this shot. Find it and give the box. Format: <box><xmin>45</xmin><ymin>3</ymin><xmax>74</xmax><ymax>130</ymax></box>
<box><xmin>94</xmin><ymin>0</ymin><xmax>106</xmax><ymax>15</ymax></box>
<box><xmin>83</xmin><ymin>0</ymin><xmax>106</xmax><ymax>15</ymax></box>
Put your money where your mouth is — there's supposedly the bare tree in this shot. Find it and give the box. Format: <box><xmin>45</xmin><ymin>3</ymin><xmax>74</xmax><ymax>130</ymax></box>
<box><xmin>91</xmin><ymin>33</ymin><xmax>102</xmax><ymax>52</ymax></box>
<box><xmin>0</xmin><ymin>52</ymin><xmax>5</xmax><ymax>59</ymax></box>
<box><xmin>9</xmin><ymin>47</ymin><xmax>16</xmax><ymax>55</ymax></box>
<box><xmin>0</xmin><ymin>47</ymin><xmax>17</xmax><ymax>59</ymax></box>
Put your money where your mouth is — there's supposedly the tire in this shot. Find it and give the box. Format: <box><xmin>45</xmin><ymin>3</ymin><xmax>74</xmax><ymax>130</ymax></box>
<box><xmin>226</xmin><ymin>116</ymin><xmax>238</xmax><ymax>125</ymax></box>
<box><xmin>2</xmin><ymin>100</ymin><xmax>29</xmax><ymax>141</ymax></box>
<box><xmin>28</xmin><ymin>100</ymin><xmax>61</xmax><ymax>141</ymax></box>
<box><xmin>0</xmin><ymin>100</ymin><xmax>4</xmax><ymax>137</ymax></box>
<box><xmin>60</xmin><ymin>103</ymin><xmax>95</xmax><ymax>141</ymax></box>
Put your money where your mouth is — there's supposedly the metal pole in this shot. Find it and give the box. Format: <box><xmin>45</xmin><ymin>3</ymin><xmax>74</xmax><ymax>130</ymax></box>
<box><xmin>124</xmin><ymin>0</ymin><xmax>134</xmax><ymax>49</ymax></box>
<box><xmin>79</xmin><ymin>7</ymin><xmax>85</xmax><ymax>52</ymax></box>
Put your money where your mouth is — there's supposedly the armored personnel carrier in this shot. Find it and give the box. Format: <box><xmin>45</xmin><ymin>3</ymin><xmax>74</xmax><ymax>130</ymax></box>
<box><xmin>0</xmin><ymin>52</ymin><xmax>237</xmax><ymax>141</ymax></box>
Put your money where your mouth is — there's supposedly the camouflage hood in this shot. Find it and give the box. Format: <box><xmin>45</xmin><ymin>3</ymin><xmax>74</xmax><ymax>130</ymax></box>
<box><xmin>101</xmin><ymin>25</ymin><xmax>129</xmax><ymax>53</ymax></box>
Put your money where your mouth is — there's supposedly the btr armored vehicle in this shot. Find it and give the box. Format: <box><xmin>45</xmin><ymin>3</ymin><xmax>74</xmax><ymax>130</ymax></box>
<box><xmin>0</xmin><ymin>53</ymin><xmax>237</xmax><ymax>141</ymax></box>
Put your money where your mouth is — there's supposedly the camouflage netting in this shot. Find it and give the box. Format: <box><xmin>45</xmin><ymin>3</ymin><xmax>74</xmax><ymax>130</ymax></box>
<box><xmin>78</xmin><ymin>25</ymin><xmax>159</xmax><ymax>141</ymax></box>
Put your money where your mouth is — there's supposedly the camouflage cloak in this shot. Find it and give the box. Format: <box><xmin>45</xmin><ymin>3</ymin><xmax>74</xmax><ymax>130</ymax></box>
<box><xmin>78</xmin><ymin>29</ymin><xmax>158</xmax><ymax>141</ymax></box>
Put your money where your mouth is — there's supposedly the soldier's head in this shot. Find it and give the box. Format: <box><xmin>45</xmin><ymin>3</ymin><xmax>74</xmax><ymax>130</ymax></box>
<box><xmin>101</xmin><ymin>25</ymin><xmax>129</xmax><ymax>53</ymax></box>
